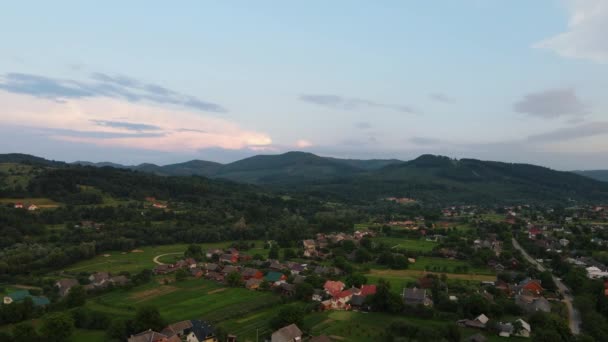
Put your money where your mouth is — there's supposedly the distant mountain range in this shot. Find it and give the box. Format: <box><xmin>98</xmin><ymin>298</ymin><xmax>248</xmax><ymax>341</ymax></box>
<box><xmin>572</xmin><ymin>170</ymin><xmax>608</xmax><ymax>183</ymax></box>
<box><xmin>2</xmin><ymin>152</ymin><xmax>608</xmax><ymax>204</ymax></box>
<box><xmin>73</xmin><ymin>151</ymin><xmax>403</xmax><ymax>183</ymax></box>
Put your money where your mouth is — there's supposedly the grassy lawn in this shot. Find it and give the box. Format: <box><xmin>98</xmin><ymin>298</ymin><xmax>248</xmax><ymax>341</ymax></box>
<box><xmin>409</xmin><ymin>257</ymin><xmax>494</xmax><ymax>275</ymax></box>
<box><xmin>217</xmin><ymin>303</ymin><xmax>288</xmax><ymax>341</ymax></box>
<box><xmin>375</xmin><ymin>237</ymin><xmax>437</xmax><ymax>252</ymax></box>
<box><xmin>87</xmin><ymin>278</ymin><xmax>282</xmax><ymax>323</ymax></box>
<box><xmin>71</xmin><ymin>329</ymin><xmax>106</xmax><ymax>342</ymax></box>
<box><xmin>367</xmin><ymin>268</ymin><xmax>496</xmax><ymax>283</ymax></box>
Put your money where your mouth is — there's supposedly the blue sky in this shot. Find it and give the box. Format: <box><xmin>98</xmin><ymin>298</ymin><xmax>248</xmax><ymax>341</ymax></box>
<box><xmin>1</xmin><ymin>0</ymin><xmax>607</xmax><ymax>169</ymax></box>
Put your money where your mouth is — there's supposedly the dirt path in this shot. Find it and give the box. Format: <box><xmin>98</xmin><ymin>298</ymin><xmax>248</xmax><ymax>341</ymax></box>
<box><xmin>10</xmin><ymin>284</ymin><xmax>43</xmax><ymax>291</ymax></box>
<box><xmin>152</xmin><ymin>252</ymin><xmax>183</xmax><ymax>265</ymax></box>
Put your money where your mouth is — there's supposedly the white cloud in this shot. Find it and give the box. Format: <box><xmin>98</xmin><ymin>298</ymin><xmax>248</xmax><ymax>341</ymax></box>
<box><xmin>534</xmin><ymin>0</ymin><xmax>608</xmax><ymax>63</ymax></box>
<box><xmin>0</xmin><ymin>91</ymin><xmax>271</xmax><ymax>152</ymax></box>
<box><xmin>295</xmin><ymin>139</ymin><xmax>313</xmax><ymax>148</ymax></box>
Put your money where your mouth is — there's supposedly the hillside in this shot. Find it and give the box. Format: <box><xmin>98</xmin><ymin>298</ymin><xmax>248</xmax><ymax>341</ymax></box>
<box><xmin>3</xmin><ymin>153</ymin><xmax>608</xmax><ymax>205</ymax></box>
<box><xmin>573</xmin><ymin>170</ymin><xmax>608</xmax><ymax>182</ymax></box>
<box><xmin>285</xmin><ymin>155</ymin><xmax>608</xmax><ymax>204</ymax></box>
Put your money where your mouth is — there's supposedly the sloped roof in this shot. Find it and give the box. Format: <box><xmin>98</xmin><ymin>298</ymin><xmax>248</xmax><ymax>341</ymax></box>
<box><xmin>271</xmin><ymin>324</ymin><xmax>302</xmax><ymax>342</ymax></box>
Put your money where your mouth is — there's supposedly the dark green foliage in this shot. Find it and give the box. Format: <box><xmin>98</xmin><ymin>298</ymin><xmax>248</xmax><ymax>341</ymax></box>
<box><xmin>369</xmin><ymin>278</ymin><xmax>404</xmax><ymax>313</ymax></box>
<box><xmin>184</xmin><ymin>244</ymin><xmax>203</xmax><ymax>260</ymax></box>
<box><xmin>40</xmin><ymin>312</ymin><xmax>75</xmax><ymax>342</ymax></box>
<box><xmin>270</xmin><ymin>305</ymin><xmax>304</xmax><ymax>329</ymax></box>
<box><xmin>226</xmin><ymin>271</ymin><xmax>243</xmax><ymax>287</ymax></box>
<box><xmin>295</xmin><ymin>282</ymin><xmax>314</xmax><ymax>301</ymax></box>
<box><xmin>65</xmin><ymin>285</ymin><xmax>86</xmax><ymax>307</ymax></box>
<box><xmin>133</xmin><ymin>306</ymin><xmax>165</xmax><ymax>333</ymax></box>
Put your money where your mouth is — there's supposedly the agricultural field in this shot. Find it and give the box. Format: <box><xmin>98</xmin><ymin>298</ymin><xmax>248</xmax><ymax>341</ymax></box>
<box><xmin>375</xmin><ymin>237</ymin><xmax>437</xmax><ymax>252</ymax></box>
<box><xmin>409</xmin><ymin>257</ymin><xmax>494</xmax><ymax>275</ymax></box>
<box><xmin>86</xmin><ymin>278</ymin><xmax>282</xmax><ymax>324</ymax></box>
<box><xmin>71</xmin><ymin>329</ymin><xmax>105</xmax><ymax>342</ymax></box>
<box><xmin>217</xmin><ymin>303</ymin><xmax>287</xmax><ymax>341</ymax></box>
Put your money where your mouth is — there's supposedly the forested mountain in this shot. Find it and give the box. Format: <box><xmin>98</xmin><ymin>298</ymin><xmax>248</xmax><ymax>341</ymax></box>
<box><xmin>573</xmin><ymin>170</ymin><xmax>608</xmax><ymax>182</ymax></box>
<box><xmin>3</xmin><ymin>153</ymin><xmax>608</xmax><ymax>205</ymax></box>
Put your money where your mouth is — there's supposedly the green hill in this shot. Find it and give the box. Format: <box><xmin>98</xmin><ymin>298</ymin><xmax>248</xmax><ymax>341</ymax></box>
<box><xmin>573</xmin><ymin>170</ymin><xmax>608</xmax><ymax>182</ymax></box>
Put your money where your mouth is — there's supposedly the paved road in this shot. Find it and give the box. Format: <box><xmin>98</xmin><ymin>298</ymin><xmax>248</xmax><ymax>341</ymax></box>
<box><xmin>512</xmin><ymin>238</ymin><xmax>581</xmax><ymax>335</ymax></box>
<box><xmin>152</xmin><ymin>252</ymin><xmax>183</xmax><ymax>265</ymax></box>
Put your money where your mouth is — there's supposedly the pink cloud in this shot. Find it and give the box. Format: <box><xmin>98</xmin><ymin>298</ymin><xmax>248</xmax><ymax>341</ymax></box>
<box><xmin>0</xmin><ymin>91</ymin><xmax>272</xmax><ymax>152</ymax></box>
<box><xmin>295</xmin><ymin>139</ymin><xmax>313</xmax><ymax>148</ymax></box>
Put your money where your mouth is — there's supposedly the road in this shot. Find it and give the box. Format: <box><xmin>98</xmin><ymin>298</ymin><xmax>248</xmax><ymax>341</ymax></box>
<box><xmin>512</xmin><ymin>238</ymin><xmax>581</xmax><ymax>335</ymax></box>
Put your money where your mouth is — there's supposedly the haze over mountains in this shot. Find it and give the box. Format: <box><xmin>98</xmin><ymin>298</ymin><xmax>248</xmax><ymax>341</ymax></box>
<box><xmin>2</xmin><ymin>151</ymin><xmax>608</xmax><ymax>205</ymax></box>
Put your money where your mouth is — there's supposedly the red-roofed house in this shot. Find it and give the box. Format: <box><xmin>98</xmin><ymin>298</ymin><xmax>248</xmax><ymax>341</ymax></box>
<box><xmin>323</xmin><ymin>280</ymin><xmax>345</xmax><ymax>297</ymax></box>
<box><xmin>14</xmin><ymin>203</ymin><xmax>24</xmax><ymax>209</ymax></box>
<box><xmin>528</xmin><ymin>227</ymin><xmax>542</xmax><ymax>239</ymax></box>
<box><xmin>359</xmin><ymin>284</ymin><xmax>377</xmax><ymax>296</ymax></box>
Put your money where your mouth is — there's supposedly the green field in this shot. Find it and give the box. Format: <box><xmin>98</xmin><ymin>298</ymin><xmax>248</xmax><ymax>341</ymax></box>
<box><xmin>409</xmin><ymin>257</ymin><xmax>493</xmax><ymax>275</ymax></box>
<box><xmin>71</xmin><ymin>329</ymin><xmax>106</xmax><ymax>342</ymax></box>
<box><xmin>0</xmin><ymin>197</ymin><xmax>60</xmax><ymax>207</ymax></box>
<box><xmin>63</xmin><ymin>241</ymin><xmax>266</xmax><ymax>274</ymax></box>
<box><xmin>86</xmin><ymin>278</ymin><xmax>282</xmax><ymax>323</ymax></box>
<box><xmin>376</xmin><ymin>237</ymin><xmax>437</xmax><ymax>252</ymax></box>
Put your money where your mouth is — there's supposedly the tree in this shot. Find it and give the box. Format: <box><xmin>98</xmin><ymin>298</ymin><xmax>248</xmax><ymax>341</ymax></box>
<box><xmin>0</xmin><ymin>331</ymin><xmax>14</xmax><ymax>342</ymax></box>
<box><xmin>184</xmin><ymin>244</ymin><xmax>204</xmax><ymax>260</ymax></box>
<box><xmin>539</xmin><ymin>271</ymin><xmax>556</xmax><ymax>291</ymax></box>
<box><xmin>133</xmin><ymin>306</ymin><xmax>164</xmax><ymax>333</ymax></box>
<box><xmin>271</xmin><ymin>305</ymin><xmax>304</xmax><ymax>329</ymax></box>
<box><xmin>355</xmin><ymin>248</ymin><xmax>372</xmax><ymax>263</ymax></box>
<box><xmin>106</xmin><ymin>319</ymin><xmax>129</xmax><ymax>341</ymax></box>
<box><xmin>66</xmin><ymin>285</ymin><xmax>86</xmax><ymax>307</ymax></box>
<box><xmin>41</xmin><ymin>312</ymin><xmax>75</xmax><ymax>342</ymax></box>
<box><xmin>345</xmin><ymin>274</ymin><xmax>367</xmax><ymax>288</ymax></box>
<box><xmin>283</xmin><ymin>248</ymin><xmax>296</xmax><ymax>260</ymax></box>
<box><xmin>370</xmin><ymin>278</ymin><xmax>404</xmax><ymax>313</ymax></box>
<box><xmin>12</xmin><ymin>322</ymin><xmax>37</xmax><ymax>342</ymax></box>
<box><xmin>295</xmin><ymin>282</ymin><xmax>314</xmax><ymax>301</ymax></box>
<box><xmin>269</xmin><ymin>244</ymin><xmax>279</xmax><ymax>259</ymax></box>
<box><xmin>226</xmin><ymin>271</ymin><xmax>243</xmax><ymax>287</ymax></box>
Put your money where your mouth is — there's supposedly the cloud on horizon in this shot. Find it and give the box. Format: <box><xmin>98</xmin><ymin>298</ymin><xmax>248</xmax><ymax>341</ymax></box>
<box><xmin>513</xmin><ymin>88</ymin><xmax>588</xmax><ymax>119</ymax></box>
<box><xmin>300</xmin><ymin>94</ymin><xmax>415</xmax><ymax>113</ymax></box>
<box><xmin>0</xmin><ymin>72</ymin><xmax>226</xmax><ymax>113</ymax></box>
<box><xmin>534</xmin><ymin>0</ymin><xmax>608</xmax><ymax>63</ymax></box>
<box><xmin>527</xmin><ymin>121</ymin><xmax>608</xmax><ymax>142</ymax></box>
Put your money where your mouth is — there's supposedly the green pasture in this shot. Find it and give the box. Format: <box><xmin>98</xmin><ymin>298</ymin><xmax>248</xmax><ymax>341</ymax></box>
<box><xmin>375</xmin><ymin>237</ymin><xmax>437</xmax><ymax>252</ymax></box>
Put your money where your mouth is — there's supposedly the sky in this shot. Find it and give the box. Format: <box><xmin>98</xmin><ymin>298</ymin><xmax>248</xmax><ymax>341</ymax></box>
<box><xmin>1</xmin><ymin>0</ymin><xmax>607</xmax><ymax>170</ymax></box>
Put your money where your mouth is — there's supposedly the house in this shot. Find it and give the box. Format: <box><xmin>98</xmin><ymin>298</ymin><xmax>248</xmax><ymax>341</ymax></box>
<box><xmin>109</xmin><ymin>275</ymin><xmax>129</xmax><ymax>286</ymax></box>
<box><xmin>288</xmin><ymin>263</ymin><xmax>306</xmax><ymax>275</ymax></box>
<box><xmin>271</xmin><ymin>324</ymin><xmax>302</xmax><ymax>342</ymax></box>
<box><xmin>292</xmin><ymin>275</ymin><xmax>307</xmax><ymax>284</ymax></box>
<box><xmin>205</xmin><ymin>271</ymin><xmax>224</xmax><ymax>283</ymax></box>
<box><xmin>162</xmin><ymin>320</ymin><xmax>193</xmax><ymax>338</ymax></box>
<box><xmin>559</xmin><ymin>238</ymin><xmax>570</xmax><ymax>247</ymax></box>
<box><xmin>312</xmin><ymin>289</ymin><xmax>325</xmax><ymax>302</ymax></box>
<box><xmin>220</xmin><ymin>254</ymin><xmax>238</xmax><ymax>264</ymax></box>
<box><xmin>89</xmin><ymin>272</ymin><xmax>110</xmax><ymax>287</ymax></box>
<box><xmin>202</xmin><ymin>263</ymin><xmax>220</xmax><ymax>272</ymax></box>
<box><xmin>185</xmin><ymin>320</ymin><xmax>217</xmax><ymax>342</ymax></box>
<box><xmin>127</xmin><ymin>330</ymin><xmax>174</xmax><ymax>342</ymax></box>
<box><xmin>264</xmin><ymin>271</ymin><xmax>287</xmax><ymax>284</ymax></box>
<box><xmin>515</xmin><ymin>295</ymin><xmax>551</xmax><ymax>313</ymax></box>
<box><xmin>323</xmin><ymin>280</ymin><xmax>345</xmax><ymax>297</ymax></box>
<box><xmin>152</xmin><ymin>203</ymin><xmax>167</xmax><ymax>209</ymax></box>
<box><xmin>205</xmin><ymin>249</ymin><xmax>223</xmax><ymax>259</ymax></box>
<box><xmin>245</xmin><ymin>278</ymin><xmax>263</xmax><ymax>290</ymax></box>
<box><xmin>190</xmin><ymin>268</ymin><xmax>204</xmax><ymax>278</ymax></box>
<box><xmin>241</xmin><ymin>268</ymin><xmax>263</xmax><ymax>280</ymax></box>
<box><xmin>359</xmin><ymin>284</ymin><xmax>377</xmax><ymax>296</ymax></box>
<box><xmin>27</xmin><ymin>204</ymin><xmax>38</xmax><ymax>211</ymax></box>
<box><xmin>303</xmin><ymin>240</ymin><xmax>317</xmax><ymax>257</ymax></box>
<box><xmin>494</xmin><ymin>263</ymin><xmax>505</xmax><ymax>272</ymax></box>
<box><xmin>154</xmin><ymin>264</ymin><xmax>175</xmax><ymax>275</ymax></box>
<box><xmin>221</xmin><ymin>265</ymin><xmax>239</xmax><ymax>276</ymax></box>
<box><xmin>515</xmin><ymin>278</ymin><xmax>544</xmax><ymax>296</ymax></box>
<box><xmin>458</xmin><ymin>314</ymin><xmax>489</xmax><ymax>329</ymax></box>
<box><xmin>269</xmin><ymin>260</ymin><xmax>286</xmax><ymax>271</ymax></box>
<box><xmin>402</xmin><ymin>287</ymin><xmax>433</xmax><ymax>307</ymax></box>
<box><xmin>280</xmin><ymin>283</ymin><xmax>296</xmax><ymax>296</ymax></box>
<box><xmin>497</xmin><ymin>319</ymin><xmax>531</xmax><ymax>338</ymax></box>
<box><xmin>586</xmin><ymin>266</ymin><xmax>608</xmax><ymax>279</ymax></box>
<box><xmin>528</xmin><ymin>227</ymin><xmax>542</xmax><ymax>239</ymax></box>
<box><xmin>13</xmin><ymin>202</ymin><xmax>23</xmax><ymax>209</ymax></box>
<box><xmin>56</xmin><ymin>278</ymin><xmax>79</xmax><ymax>297</ymax></box>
